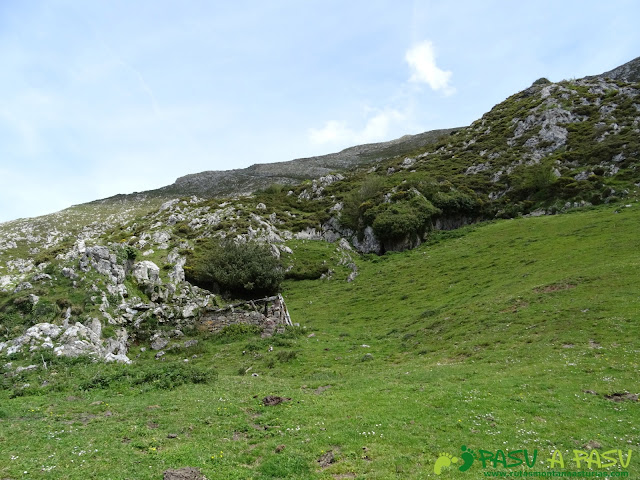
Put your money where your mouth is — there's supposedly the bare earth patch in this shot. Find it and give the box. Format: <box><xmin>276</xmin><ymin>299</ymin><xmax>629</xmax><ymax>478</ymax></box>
<box><xmin>262</xmin><ymin>395</ymin><xmax>291</xmax><ymax>406</ymax></box>
<box><xmin>534</xmin><ymin>283</ymin><xmax>576</xmax><ymax>293</ymax></box>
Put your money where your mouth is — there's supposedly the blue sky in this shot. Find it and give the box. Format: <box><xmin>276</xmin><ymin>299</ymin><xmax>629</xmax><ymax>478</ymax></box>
<box><xmin>1</xmin><ymin>0</ymin><xmax>639</xmax><ymax>223</ymax></box>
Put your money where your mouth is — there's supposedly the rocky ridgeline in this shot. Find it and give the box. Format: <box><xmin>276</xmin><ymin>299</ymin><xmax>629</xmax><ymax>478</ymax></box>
<box><xmin>158</xmin><ymin>129</ymin><xmax>457</xmax><ymax>197</ymax></box>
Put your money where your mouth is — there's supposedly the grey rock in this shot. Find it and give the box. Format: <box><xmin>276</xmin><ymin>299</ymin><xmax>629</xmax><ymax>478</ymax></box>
<box><xmin>184</xmin><ymin>339</ymin><xmax>198</xmax><ymax>348</ymax></box>
<box><xmin>151</xmin><ymin>337</ymin><xmax>169</xmax><ymax>351</ymax></box>
<box><xmin>167</xmin><ymin>214</ymin><xmax>185</xmax><ymax>225</ymax></box>
<box><xmin>159</xmin><ymin>199</ymin><xmax>180</xmax><ymax>211</ymax></box>
<box><xmin>465</xmin><ymin>162</ymin><xmax>491</xmax><ymax>175</ymax></box>
<box><xmin>338</xmin><ymin>238</ymin><xmax>352</xmax><ymax>251</ymax></box>
<box><xmin>182</xmin><ymin>304</ymin><xmax>198</xmax><ymax>318</ymax></box>
<box><xmin>14</xmin><ymin>282</ymin><xmax>33</xmax><ymax>293</ymax></box>
<box><xmin>15</xmin><ymin>364</ymin><xmax>38</xmax><ymax>374</ymax></box>
<box><xmin>104</xmin><ymin>353</ymin><xmax>132</xmax><ymax>364</ymax></box>
<box><xmin>401</xmin><ymin>157</ymin><xmax>415</xmax><ymax>168</ymax></box>
<box><xmin>152</xmin><ymin>231</ymin><xmax>171</xmax><ymax>248</ymax></box>
<box><xmin>32</xmin><ymin>273</ymin><xmax>52</xmax><ymax>282</ymax></box>
<box><xmin>132</xmin><ymin>261</ymin><xmax>161</xmax><ymax>285</ymax></box>
<box><xmin>62</xmin><ymin>267</ymin><xmax>78</xmax><ymax>279</ymax></box>
<box><xmin>351</xmin><ymin>226</ymin><xmax>381</xmax><ymax>254</ymax></box>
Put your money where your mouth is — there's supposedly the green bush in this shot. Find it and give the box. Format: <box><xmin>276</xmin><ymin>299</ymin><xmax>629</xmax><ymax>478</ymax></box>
<box><xmin>340</xmin><ymin>175</ymin><xmax>386</xmax><ymax>231</ymax></box>
<box><xmin>186</xmin><ymin>239</ymin><xmax>284</xmax><ymax>296</ymax></box>
<box><xmin>532</xmin><ymin>77</ymin><xmax>551</xmax><ymax>86</ymax></box>
<box><xmin>370</xmin><ymin>195</ymin><xmax>440</xmax><ymax>244</ymax></box>
<box><xmin>431</xmin><ymin>189</ymin><xmax>481</xmax><ymax>213</ymax></box>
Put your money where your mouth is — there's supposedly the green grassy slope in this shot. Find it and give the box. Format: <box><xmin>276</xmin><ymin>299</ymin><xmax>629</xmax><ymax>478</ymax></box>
<box><xmin>1</xmin><ymin>202</ymin><xmax>639</xmax><ymax>479</ymax></box>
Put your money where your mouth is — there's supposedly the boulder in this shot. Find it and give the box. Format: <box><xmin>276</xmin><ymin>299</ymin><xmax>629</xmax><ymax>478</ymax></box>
<box><xmin>151</xmin><ymin>336</ymin><xmax>169</xmax><ymax>351</ymax></box>
<box><xmin>132</xmin><ymin>261</ymin><xmax>161</xmax><ymax>285</ymax></box>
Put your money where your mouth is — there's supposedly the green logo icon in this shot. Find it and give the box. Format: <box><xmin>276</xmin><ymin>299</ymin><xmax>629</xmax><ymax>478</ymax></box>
<box><xmin>459</xmin><ymin>445</ymin><xmax>475</xmax><ymax>472</ymax></box>
<box><xmin>434</xmin><ymin>446</ymin><xmax>475</xmax><ymax>475</ymax></box>
<box><xmin>433</xmin><ymin>452</ymin><xmax>457</xmax><ymax>475</ymax></box>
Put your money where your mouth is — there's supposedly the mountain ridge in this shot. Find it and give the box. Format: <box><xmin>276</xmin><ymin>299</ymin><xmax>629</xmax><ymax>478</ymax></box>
<box><xmin>128</xmin><ymin>128</ymin><xmax>460</xmax><ymax>198</ymax></box>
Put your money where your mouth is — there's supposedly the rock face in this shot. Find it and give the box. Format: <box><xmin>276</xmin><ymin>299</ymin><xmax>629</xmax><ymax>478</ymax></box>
<box><xmin>132</xmin><ymin>261</ymin><xmax>161</xmax><ymax>285</ymax></box>
<box><xmin>199</xmin><ymin>295</ymin><xmax>292</xmax><ymax>337</ymax></box>
<box><xmin>0</xmin><ymin>321</ymin><xmax>131</xmax><ymax>363</ymax></box>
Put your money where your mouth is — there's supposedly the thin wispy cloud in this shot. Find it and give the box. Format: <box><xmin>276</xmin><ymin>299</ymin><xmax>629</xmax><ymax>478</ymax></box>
<box><xmin>94</xmin><ymin>33</ymin><xmax>162</xmax><ymax>116</ymax></box>
<box><xmin>405</xmin><ymin>40</ymin><xmax>455</xmax><ymax>95</ymax></box>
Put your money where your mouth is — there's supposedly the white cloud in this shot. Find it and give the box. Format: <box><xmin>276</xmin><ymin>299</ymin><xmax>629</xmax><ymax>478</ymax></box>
<box><xmin>308</xmin><ymin>109</ymin><xmax>405</xmax><ymax>146</ymax></box>
<box><xmin>308</xmin><ymin>120</ymin><xmax>352</xmax><ymax>144</ymax></box>
<box><xmin>405</xmin><ymin>40</ymin><xmax>455</xmax><ymax>95</ymax></box>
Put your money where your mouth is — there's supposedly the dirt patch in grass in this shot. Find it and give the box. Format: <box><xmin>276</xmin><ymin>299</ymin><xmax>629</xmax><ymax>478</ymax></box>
<box><xmin>314</xmin><ymin>385</ymin><xmax>332</xmax><ymax>395</ymax></box>
<box><xmin>262</xmin><ymin>395</ymin><xmax>291</xmax><ymax>406</ymax></box>
<box><xmin>163</xmin><ymin>467</ymin><xmax>208</xmax><ymax>480</ymax></box>
<box><xmin>604</xmin><ymin>392</ymin><xmax>639</xmax><ymax>402</ymax></box>
<box><xmin>534</xmin><ymin>283</ymin><xmax>576</xmax><ymax>293</ymax></box>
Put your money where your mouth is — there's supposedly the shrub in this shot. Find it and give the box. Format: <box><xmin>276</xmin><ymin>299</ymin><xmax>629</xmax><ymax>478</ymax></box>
<box><xmin>260</xmin><ymin>183</ymin><xmax>285</xmax><ymax>195</ymax></box>
<box><xmin>340</xmin><ymin>175</ymin><xmax>386</xmax><ymax>231</ymax></box>
<box><xmin>370</xmin><ymin>195</ymin><xmax>440</xmax><ymax>244</ymax></box>
<box><xmin>532</xmin><ymin>77</ymin><xmax>551</xmax><ymax>86</ymax></box>
<box><xmin>431</xmin><ymin>189</ymin><xmax>481</xmax><ymax>213</ymax></box>
<box><xmin>186</xmin><ymin>239</ymin><xmax>284</xmax><ymax>297</ymax></box>
<box><xmin>12</xmin><ymin>296</ymin><xmax>33</xmax><ymax>315</ymax></box>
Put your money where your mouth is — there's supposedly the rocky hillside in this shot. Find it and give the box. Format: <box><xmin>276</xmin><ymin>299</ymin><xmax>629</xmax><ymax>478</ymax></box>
<box><xmin>120</xmin><ymin>128</ymin><xmax>459</xmax><ymax>198</ymax></box>
<box><xmin>588</xmin><ymin>55</ymin><xmax>640</xmax><ymax>83</ymax></box>
<box><xmin>0</xmin><ymin>56</ymin><xmax>639</xmax><ymax>366</ymax></box>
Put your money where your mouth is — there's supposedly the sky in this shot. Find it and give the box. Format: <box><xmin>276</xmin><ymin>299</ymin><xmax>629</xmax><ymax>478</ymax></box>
<box><xmin>1</xmin><ymin>0</ymin><xmax>639</xmax><ymax>223</ymax></box>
